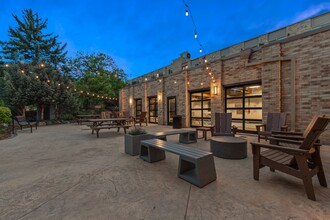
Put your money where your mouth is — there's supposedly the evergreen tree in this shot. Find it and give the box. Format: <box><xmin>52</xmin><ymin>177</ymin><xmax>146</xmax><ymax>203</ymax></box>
<box><xmin>0</xmin><ymin>9</ymin><xmax>77</xmax><ymax>120</ymax></box>
<box><xmin>0</xmin><ymin>9</ymin><xmax>67</xmax><ymax>66</ymax></box>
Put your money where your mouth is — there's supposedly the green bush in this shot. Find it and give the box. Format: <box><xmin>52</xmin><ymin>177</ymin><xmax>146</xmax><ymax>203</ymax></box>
<box><xmin>128</xmin><ymin>127</ymin><xmax>147</xmax><ymax>135</ymax></box>
<box><xmin>0</xmin><ymin>107</ymin><xmax>12</xmax><ymax>124</ymax></box>
<box><xmin>60</xmin><ymin>113</ymin><xmax>74</xmax><ymax>121</ymax></box>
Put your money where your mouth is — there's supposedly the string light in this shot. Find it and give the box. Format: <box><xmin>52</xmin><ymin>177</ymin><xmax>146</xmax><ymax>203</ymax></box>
<box><xmin>2</xmin><ymin>63</ymin><xmax>119</xmax><ymax>101</ymax></box>
<box><xmin>182</xmin><ymin>0</ymin><xmax>204</xmax><ymax>53</ymax></box>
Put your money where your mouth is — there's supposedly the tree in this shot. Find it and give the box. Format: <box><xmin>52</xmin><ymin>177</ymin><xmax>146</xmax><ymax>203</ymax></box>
<box><xmin>0</xmin><ymin>9</ymin><xmax>67</xmax><ymax>66</ymax></box>
<box><xmin>67</xmin><ymin>52</ymin><xmax>127</xmax><ymax>109</ymax></box>
<box><xmin>0</xmin><ymin>9</ymin><xmax>77</xmax><ymax>120</ymax></box>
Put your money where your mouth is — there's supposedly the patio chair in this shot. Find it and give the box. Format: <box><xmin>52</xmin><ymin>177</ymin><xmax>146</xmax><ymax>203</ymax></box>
<box><xmin>111</xmin><ymin>111</ymin><xmax>119</xmax><ymax>118</ymax></box>
<box><xmin>256</xmin><ymin>112</ymin><xmax>287</xmax><ymax>142</ymax></box>
<box><xmin>101</xmin><ymin>112</ymin><xmax>111</xmax><ymax>119</ymax></box>
<box><xmin>13</xmin><ymin>116</ymin><xmax>38</xmax><ymax>133</ymax></box>
<box><xmin>251</xmin><ymin>115</ymin><xmax>330</xmax><ymax>200</ymax></box>
<box><xmin>134</xmin><ymin>111</ymin><xmax>148</xmax><ymax>127</ymax></box>
<box><xmin>122</xmin><ymin>111</ymin><xmax>134</xmax><ymax>125</ymax></box>
<box><xmin>213</xmin><ymin>113</ymin><xmax>237</xmax><ymax>136</ymax></box>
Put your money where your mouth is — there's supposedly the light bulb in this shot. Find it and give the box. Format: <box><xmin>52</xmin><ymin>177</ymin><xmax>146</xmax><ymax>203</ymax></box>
<box><xmin>200</xmin><ymin>48</ymin><xmax>203</xmax><ymax>53</ymax></box>
<box><xmin>194</xmin><ymin>33</ymin><xmax>197</xmax><ymax>38</ymax></box>
<box><xmin>185</xmin><ymin>10</ymin><xmax>188</xmax><ymax>16</ymax></box>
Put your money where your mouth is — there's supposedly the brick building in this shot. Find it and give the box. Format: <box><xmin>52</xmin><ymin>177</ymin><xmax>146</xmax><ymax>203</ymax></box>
<box><xmin>120</xmin><ymin>12</ymin><xmax>330</xmax><ymax>143</ymax></box>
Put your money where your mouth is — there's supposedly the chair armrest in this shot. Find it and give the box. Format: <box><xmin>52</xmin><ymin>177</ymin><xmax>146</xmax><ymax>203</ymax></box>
<box><xmin>256</xmin><ymin>124</ymin><xmax>266</xmax><ymax>132</ymax></box>
<box><xmin>251</xmin><ymin>142</ymin><xmax>309</xmax><ymax>156</ymax></box>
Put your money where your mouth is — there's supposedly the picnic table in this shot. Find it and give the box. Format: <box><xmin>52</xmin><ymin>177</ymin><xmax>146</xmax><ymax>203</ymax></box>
<box><xmin>76</xmin><ymin>115</ymin><xmax>100</xmax><ymax>124</ymax></box>
<box><xmin>87</xmin><ymin>118</ymin><xmax>132</xmax><ymax>138</ymax></box>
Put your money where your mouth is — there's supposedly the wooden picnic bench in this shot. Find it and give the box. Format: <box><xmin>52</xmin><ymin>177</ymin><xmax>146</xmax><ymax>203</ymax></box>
<box><xmin>140</xmin><ymin>139</ymin><xmax>217</xmax><ymax>188</ymax></box>
<box><xmin>88</xmin><ymin>118</ymin><xmax>132</xmax><ymax>138</ymax></box>
<box><xmin>91</xmin><ymin>124</ymin><xmax>132</xmax><ymax>138</ymax></box>
<box><xmin>152</xmin><ymin>130</ymin><xmax>197</xmax><ymax>144</ymax></box>
<box><xmin>76</xmin><ymin>115</ymin><xmax>100</xmax><ymax>125</ymax></box>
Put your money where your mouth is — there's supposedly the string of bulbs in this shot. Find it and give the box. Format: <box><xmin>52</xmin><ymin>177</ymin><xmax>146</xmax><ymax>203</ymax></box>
<box><xmin>182</xmin><ymin>0</ymin><xmax>203</xmax><ymax>53</ymax></box>
<box><xmin>2</xmin><ymin>63</ymin><xmax>118</xmax><ymax>101</ymax></box>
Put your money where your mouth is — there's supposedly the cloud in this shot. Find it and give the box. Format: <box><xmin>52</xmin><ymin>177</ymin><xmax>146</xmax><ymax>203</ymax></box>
<box><xmin>292</xmin><ymin>3</ymin><xmax>330</xmax><ymax>22</ymax></box>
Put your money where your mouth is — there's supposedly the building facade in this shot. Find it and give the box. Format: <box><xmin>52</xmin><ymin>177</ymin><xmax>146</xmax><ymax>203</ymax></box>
<box><xmin>120</xmin><ymin>12</ymin><xmax>330</xmax><ymax>143</ymax></box>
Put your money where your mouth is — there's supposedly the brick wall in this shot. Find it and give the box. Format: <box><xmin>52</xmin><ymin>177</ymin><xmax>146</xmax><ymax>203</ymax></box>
<box><xmin>120</xmin><ymin>28</ymin><xmax>330</xmax><ymax>143</ymax></box>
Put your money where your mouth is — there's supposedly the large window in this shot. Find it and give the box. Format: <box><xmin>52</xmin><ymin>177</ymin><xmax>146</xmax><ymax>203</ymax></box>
<box><xmin>148</xmin><ymin>97</ymin><xmax>158</xmax><ymax>123</ymax></box>
<box><xmin>167</xmin><ymin>97</ymin><xmax>176</xmax><ymax>125</ymax></box>
<box><xmin>190</xmin><ymin>90</ymin><xmax>211</xmax><ymax>127</ymax></box>
<box><xmin>135</xmin><ymin>99</ymin><xmax>142</xmax><ymax>118</ymax></box>
<box><xmin>226</xmin><ymin>84</ymin><xmax>262</xmax><ymax>132</ymax></box>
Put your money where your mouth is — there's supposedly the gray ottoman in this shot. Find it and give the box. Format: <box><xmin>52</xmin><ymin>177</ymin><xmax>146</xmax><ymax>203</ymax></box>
<box><xmin>210</xmin><ymin>136</ymin><xmax>247</xmax><ymax>159</ymax></box>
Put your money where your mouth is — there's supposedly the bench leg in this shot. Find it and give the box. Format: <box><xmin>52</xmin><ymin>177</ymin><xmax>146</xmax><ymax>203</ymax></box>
<box><xmin>179</xmin><ymin>133</ymin><xmax>197</xmax><ymax>144</ymax></box>
<box><xmin>178</xmin><ymin>155</ymin><xmax>216</xmax><ymax>188</ymax></box>
<box><xmin>140</xmin><ymin>144</ymin><xmax>165</xmax><ymax>163</ymax></box>
<box><xmin>96</xmin><ymin>129</ymin><xmax>100</xmax><ymax>138</ymax></box>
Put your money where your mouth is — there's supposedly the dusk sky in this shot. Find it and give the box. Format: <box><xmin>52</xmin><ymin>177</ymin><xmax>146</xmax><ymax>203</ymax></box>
<box><xmin>1</xmin><ymin>0</ymin><xmax>330</xmax><ymax>79</ymax></box>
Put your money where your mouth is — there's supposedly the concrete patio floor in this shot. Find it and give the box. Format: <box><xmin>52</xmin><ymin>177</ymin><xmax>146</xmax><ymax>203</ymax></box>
<box><xmin>0</xmin><ymin>123</ymin><xmax>329</xmax><ymax>220</ymax></box>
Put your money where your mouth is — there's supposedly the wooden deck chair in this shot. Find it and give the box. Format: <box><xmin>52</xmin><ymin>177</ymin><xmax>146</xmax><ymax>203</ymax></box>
<box><xmin>213</xmin><ymin>113</ymin><xmax>237</xmax><ymax>136</ymax></box>
<box><xmin>101</xmin><ymin>112</ymin><xmax>111</xmax><ymax>119</ymax></box>
<box><xmin>256</xmin><ymin>112</ymin><xmax>287</xmax><ymax>142</ymax></box>
<box><xmin>251</xmin><ymin>115</ymin><xmax>330</xmax><ymax>200</ymax></box>
<box><xmin>134</xmin><ymin>111</ymin><xmax>148</xmax><ymax>127</ymax></box>
<box><xmin>122</xmin><ymin>111</ymin><xmax>134</xmax><ymax>125</ymax></box>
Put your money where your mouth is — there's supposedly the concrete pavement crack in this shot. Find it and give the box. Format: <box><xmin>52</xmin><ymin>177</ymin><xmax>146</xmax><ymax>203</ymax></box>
<box><xmin>184</xmin><ymin>184</ymin><xmax>191</xmax><ymax>220</ymax></box>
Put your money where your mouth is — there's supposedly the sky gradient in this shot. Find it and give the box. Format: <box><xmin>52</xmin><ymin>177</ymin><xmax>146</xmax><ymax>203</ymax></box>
<box><xmin>1</xmin><ymin>0</ymin><xmax>330</xmax><ymax>79</ymax></box>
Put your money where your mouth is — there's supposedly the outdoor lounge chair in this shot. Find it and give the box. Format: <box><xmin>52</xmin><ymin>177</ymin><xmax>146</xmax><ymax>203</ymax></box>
<box><xmin>251</xmin><ymin>115</ymin><xmax>330</xmax><ymax>200</ymax></box>
<box><xmin>122</xmin><ymin>111</ymin><xmax>134</xmax><ymax>125</ymax></box>
<box><xmin>13</xmin><ymin>116</ymin><xmax>38</xmax><ymax>133</ymax></box>
<box><xmin>134</xmin><ymin>111</ymin><xmax>148</xmax><ymax>127</ymax></box>
<box><xmin>213</xmin><ymin>113</ymin><xmax>237</xmax><ymax>136</ymax></box>
<box><xmin>256</xmin><ymin>112</ymin><xmax>287</xmax><ymax>142</ymax></box>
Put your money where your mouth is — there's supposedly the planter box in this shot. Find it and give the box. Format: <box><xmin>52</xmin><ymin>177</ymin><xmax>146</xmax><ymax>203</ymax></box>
<box><xmin>125</xmin><ymin>133</ymin><xmax>154</xmax><ymax>156</ymax></box>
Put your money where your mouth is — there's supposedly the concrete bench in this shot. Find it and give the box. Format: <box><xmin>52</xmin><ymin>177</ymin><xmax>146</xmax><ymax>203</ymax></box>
<box><xmin>153</xmin><ymin>130</ymin><xmax>197</xmax><ymax>144</ymax></box>
<box><xmin>91</xmin><ymin>125</ymin><xmax>131</xmax><ymax>138</ymax></box>
<box><xmin>140</xmin><ymin>139</ymin><xmax>217</xmax><ymax>188</ymax></box>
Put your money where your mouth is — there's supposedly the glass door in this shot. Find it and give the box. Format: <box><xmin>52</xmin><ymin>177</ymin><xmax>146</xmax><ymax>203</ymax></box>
<box><xmin>148</xmin><ymin>97</ymin><xmax>158</xmax><ymax>123</ymax></box>
<box><xmin>135</xmin><ymin>99</ymin><xmax>142</xmax><ymax>118</ymax></box>
<box><xmin>225</xmin><ymin>84</ymin><xmax>262</xmax><ymax>132</ymax></box>
<box><xmin>167</xmin><ymin>97</ymin><xmax>176</xmax><ymax>125</ymax></box>
<box><xmin>190</xmin><ymin>90</ymin><xmax>211</xmax><ymax>127</ymax></box>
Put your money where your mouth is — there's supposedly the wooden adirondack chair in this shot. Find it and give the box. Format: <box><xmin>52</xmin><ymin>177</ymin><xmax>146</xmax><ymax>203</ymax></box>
<box><xmin>134</xmin><ymin>111</ymin><xmax>148</xmax><ymax>127</ymax></box>
<box><xmin>122</xmin><ymin>111</ymin><xmax>134</xmax><ymax>125</ymax></box>
<box><xmin>251</xmin><ymin>115</ymin><xmax>330</xmax><ymax>200</ymax></box>
<box><xmin>213</xmin><ymin>113</ymin><xmax>237</xmax><ymax>136</ymax></box>
<box><xmin>256</xmin><ymin>112</ymin><xmax>287</xmax><ymax>142</ymax></box>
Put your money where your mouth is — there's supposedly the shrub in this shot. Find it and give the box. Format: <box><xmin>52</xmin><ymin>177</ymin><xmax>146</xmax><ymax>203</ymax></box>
<box><xmin>0</xmin><ymin>107</ymin><xmax>12</xmax><ymax>124</ymax></box>
<box><xmin>60</xmin><ymin>113</ymin><xmax>74</xmax><ymax>121</ymax></box>
<box><xmin>128</xmin><ymin>127</ymin><xmax>147</xmax><ymax>135</ymax></box>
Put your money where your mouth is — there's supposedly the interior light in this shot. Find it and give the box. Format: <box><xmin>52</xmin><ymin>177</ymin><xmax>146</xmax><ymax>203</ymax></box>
<box><xmin>185</xmin><ymin>10</ymin><xmax>189</xmax><ymax>16</ymax></box>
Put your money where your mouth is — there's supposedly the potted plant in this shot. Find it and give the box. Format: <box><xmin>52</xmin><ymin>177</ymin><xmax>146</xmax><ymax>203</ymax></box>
<box><xmin>125</xmin><ymin>127</ymin><xmax>154</xmax><ymax>156</ymax></box>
